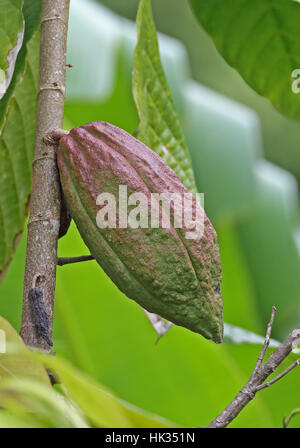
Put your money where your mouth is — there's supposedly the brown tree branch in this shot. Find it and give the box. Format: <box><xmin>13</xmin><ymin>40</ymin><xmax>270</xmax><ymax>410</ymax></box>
<box><xmin>207</xmin><ymin>308</ymin><xmax>300</xmax><ymax>428</ymax></box>
<box><xmin>20</xmin><ymin>0</ymin><xmax>70</xmax><ymax>350</ymax></box>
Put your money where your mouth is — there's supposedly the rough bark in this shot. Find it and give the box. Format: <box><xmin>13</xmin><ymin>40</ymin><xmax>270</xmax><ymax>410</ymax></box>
<box><xmin>20</xmin><ymin>0</ymin><xmax>70</xmax><ymax>350</ymax></box>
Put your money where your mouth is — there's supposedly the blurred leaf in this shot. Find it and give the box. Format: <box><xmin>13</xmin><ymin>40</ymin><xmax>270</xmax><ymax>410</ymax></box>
<box><xmin>0</xmin><ymin>1</ymin><xmax>41</xmax><ymax>127</ymax></box>
<box><xmin>184</xmin><ymin>81</ymin><xmax>261</xmax><ymax>225</ymax></box>
<box><xmin>189</xmin><ymin>0</ymin><xmax>300</xmax><ymax>121</ymax></box>
<box><xmin>32</xmin><ymin>352</ymin><xmax>179</xmax><ymax>428</ymax></box>
<box><xmin>133</xmin><ymin>0</ymin><xmax>197</xmax><ymax>193</ymax></box>
<box><xmin>0</xmin><ymin>318</ymin><xmax>88</xmax><ymax>428</ymax></box>
<box><xmin>0</xmin><ymin>0</ymin><xmax>23</xmax><ymax>70</ymax></box>
<box><xmin>0</xmin><ymin>230</ymin><xmax>26</xmax><ymax>330</ymax></box>
<box><xmin>283</xmin><ymin>408</ymin><xmax>300</xmax><ymax>428</ymax></box>
<box><xmin>21</xmin><ymin>0</ymin><xmax>42</xmax><ymax>44</ymax></box>
<box><xmin>0</xmin><ymin>316</ymin><xmax>50</xmax><ymax>386</ymax></box>
<box><xmin>65</xmin><ymin>47</ymin><xmax>139</xmax><ymax>135</ymax></box>
<box><xmin>217</xmin><ymin>224</ymin><xmax>263</xmax><ymax>334</ymax></box>
<box><xmin>0</xmin><ymin>0</ymin><xmax>41</xmax><ymax>281</ymax></box>
<box><xmin>223</xmin><ymin>323</ymin><xmax>279</xmax><ymax>348</ymax></box>
<box><xmin>237</xmin><ymin>162</ymin><xmax>300</xmax><ymax>338</ymax></box>
<box><xmin>0</xmin><ymin>409</ymin><xmax>44</xmax><ymax>428</ymax></box>
<box><xmin>0</xmin><ymin>0</ymin><xmax>24</xmax><ymax>99</ymax></box>
<box><xmin>66</xmin><ymin>0</ymin><xmax>122</xmax><ymax>102</ymax></box>
<box><xmin>0</xmin><ymin>378</ymin><xmax>89</xmax><ymax>428</ymax></box>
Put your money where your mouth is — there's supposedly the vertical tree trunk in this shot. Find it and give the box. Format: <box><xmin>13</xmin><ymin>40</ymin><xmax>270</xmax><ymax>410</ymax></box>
<box><xmin>21</xmin><ymin>0</ymin><xmax>70</xmax><ymax>350</ymax></box>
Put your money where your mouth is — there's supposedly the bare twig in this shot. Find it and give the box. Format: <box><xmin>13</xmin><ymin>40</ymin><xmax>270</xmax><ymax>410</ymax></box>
<box><xmin>250</xmin><ymin>306</ymin><xmax>276</xmax><ymax>379</ymax></box>
<box><xmin>20</xmin><ymin>0</ymin><xmax>70</xmax><ymax>350</ymax></box>
<box><xmin>256</xmin><ymin>360</ymin><xmax>300</xmax><ymax>391</ymax></box>
<box><xmin>57</xmin><ymin>255</ymin><xmax>95</xmax><ymax>266</ymax></box>
<box><xmin>207</xmin><ymin>308</ymin><xmax>300</xmax><ymax>428</ymax></box>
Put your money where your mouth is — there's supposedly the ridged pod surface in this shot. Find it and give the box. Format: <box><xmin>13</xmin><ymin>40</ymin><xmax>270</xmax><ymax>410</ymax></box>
<box><xmin>58</xmin><ymin>122</ymin><xmax>223</xmax><ymax>342</ymax></box>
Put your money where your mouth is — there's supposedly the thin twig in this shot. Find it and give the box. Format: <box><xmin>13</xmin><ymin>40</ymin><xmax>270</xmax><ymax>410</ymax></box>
<box><xmin>57</xmin><ymin>255</ymin><xmax>95</xmax><ymax>266</ymax></box>
<box><xmin>20</xmin><ymin>0</ymin><xmax>70</xmax><ymax>350</ymax></box>
<box><xmin>251</xmin><ymin>306</ymin><xmax>276</xmax><ymax>379</ymax></box>
<box><xmin>256</xmin><ymin>360</ymin><xmax>300</xmax><ymax>391</ymax></box>
<box><xmin>207</xmin><ymin>308</ymin><xmax>300</xmax><ymax>428</ymax></box>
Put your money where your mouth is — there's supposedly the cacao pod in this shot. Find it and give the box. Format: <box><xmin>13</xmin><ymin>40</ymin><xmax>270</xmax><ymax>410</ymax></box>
<box><xmin>58</xmin><ymin>121</ymin><xmax>223</xmax><ymax>343</ymax></box>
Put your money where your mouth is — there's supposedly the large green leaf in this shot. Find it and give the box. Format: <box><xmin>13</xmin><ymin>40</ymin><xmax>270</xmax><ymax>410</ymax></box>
<box><xmin>33</xmin><ymin>352</ymin><xmax>178</xmax><ymax>428</ymax></box>
<box><xmin>0</xmin><ymin>409</ymin><xmax>45</xmax><ymax>428</ymax></box>
<box><xmin>0</xmin><ymin>1</ymin><xmax>41</xmax><ymax>280</ymax></box>
<box><xmin>0</xmin><ymin>318</ymin><xmax>88</xmax><ymax>428</ymax></box>
<box><xmin>0</xmin><ymin>316</ymin><xmax>50</xmax><ymax>386</ymax></box>
<box><xmin>0</xmin><ymin>378</ymin><xmax>90</xmax><ymax>428</ymax></box>
<box><xmin>0</xmin><ymin>316</ymin><xmax>171</xmax><ymax>428</ymax></box>
<box><xmin>0</xmin><ymin>0</ymin><xmax>24</xmax><ymax>97</ymax></box>
<box><xmin>189</xmin><ymin>0</ymin><xmax>300</xmax><ymax>121</ymax></box>
<box><xmin>133</xmin><ymin>0</ymin><xmax>197</xmax><ymax>193</ymax></box>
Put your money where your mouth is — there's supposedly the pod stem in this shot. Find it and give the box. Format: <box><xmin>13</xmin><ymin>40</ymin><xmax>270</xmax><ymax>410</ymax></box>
<box><xmin>57</xmin><ymin>255</ymin><xmax>95</xmax><ymax>266</ymax></box>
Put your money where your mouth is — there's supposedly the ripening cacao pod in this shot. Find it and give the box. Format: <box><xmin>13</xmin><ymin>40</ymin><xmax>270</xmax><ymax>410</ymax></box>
<box><xmin>58</xmin><ymin>121</ymin><xmax>223</xmax><ymax>343</ymax></box>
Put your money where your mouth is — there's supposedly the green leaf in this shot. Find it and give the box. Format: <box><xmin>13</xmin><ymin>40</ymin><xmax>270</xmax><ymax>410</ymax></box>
<box><xmin>0</xmin><ymin>1</ymin><xmax>41</xmax><ymax>280</ymax></box>
<box><xmin>0</xmin><ymin>0</ymin><xmax>24</xmax><ymax>97</ymax></box>
<box><xmin>283</xmin><ymin>408</ymin><xmax>300</xmax><ymax>428</ymax></box>
<box><xmin>0</xmin><ymin>316</ymin><xmax>50</xmax><ymax>386</ymax></box>
<box><xmin>133</xmin><ymin>0</ymin><xmax>197</xmax><ymax>193</ymax></box>
<box><xmin>189</xmin><ymin>0</ymin><xmax>300</xmax><ymax>121</ymax></box>
<box><xmin>0</xmin><ymin>378</ymin><xmax>90</xmax><ymax>428</ymax></box>
<box><xmin>32</xmin><ymin>352</ymin><xmax>179</xmax><ymax>428</ymax></box>
<box><xmin>184</xmin><ymin>81</ymin><xmax>260</xmax><ymax>225</ymax></box>
<box><xmin>0</xmin><ymin>409</ymin><xmax>45</xmax><ymax>428</ymax></box>
<box><xmin>237</xmin><ymin>162</ymin><xmax>300</xmax><ymax>337</ymax></box>
<box><xmin>0</xmin><ymin>319</ymin><xmax>89</xmax><ymax>428</ymax></box>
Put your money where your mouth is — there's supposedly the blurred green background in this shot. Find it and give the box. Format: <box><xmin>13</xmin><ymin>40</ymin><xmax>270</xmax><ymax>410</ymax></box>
<box><xmin>100</xmin><ymin>0</ymin><xmax>300</xmax><ymax>186</ymax></box>
<box><xmin>1</xmin><ymin>0</ymin><xmax>300</xmax><ymax>428</ymax></box>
